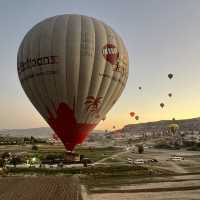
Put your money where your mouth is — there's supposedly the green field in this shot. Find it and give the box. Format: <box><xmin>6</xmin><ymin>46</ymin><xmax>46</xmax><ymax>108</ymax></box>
<box><xmin>76</xmin><ymin>146</ymin><xmax>122</xmax><ymax>162</ymax></box>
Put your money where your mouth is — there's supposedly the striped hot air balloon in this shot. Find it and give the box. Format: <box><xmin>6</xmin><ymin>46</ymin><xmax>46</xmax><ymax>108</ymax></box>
<box><xmin>17</xmin><ymin>14</ymin><xmax>129</xmax><ymax>151</ymax></box>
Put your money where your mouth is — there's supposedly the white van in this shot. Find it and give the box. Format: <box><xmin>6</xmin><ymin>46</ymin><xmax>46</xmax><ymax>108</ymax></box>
<box><xmin>127</xmin><ymin>158</ymin><xmax>133</xmax><ymax>164</ymax></box>
<box><xmin>134</xmin><ymin>159</ymin><xmax>145</xmax><ymax>165</ymax></box>
<box><xmin>171</xmin><ymin>156</ymin><xmax>184</xmax><ymax>161</ymax></box>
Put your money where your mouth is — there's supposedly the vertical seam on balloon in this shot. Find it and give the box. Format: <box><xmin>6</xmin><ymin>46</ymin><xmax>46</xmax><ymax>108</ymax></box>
<box><xmin>32</xmin><ymin>26</ymin><xmax>49</xmax><ymax>117</ymax></box>
<box><xmin>103</xmin><ymin>39</ymin><xmax>127</xmax><ymax>120</ymax></box>
<box><xmin>79</xmin><ymin>17</ymin><xmax>96</xmax><ymax>124</ymax></box>
<box><xmin>25</xmin><ymin>27</ymin><xmax>48</xmax><ymax>117</ymax></box>
<box><xmin>101</xmin><ymin>33</ymin><xmax>128</xmax><ymax>119</ymax></box>
<box><xmin>84</xmin><ymin>19</ymin><xmax>108</xmax><ymax>123</ymax></box>
<box><xmin>91</xmin><ymin>23</ymin><xmax>111</xmax><ymax>122</ymax></box>
<box><xmin>95</xmin><ymin>22</ymin><xmax>112</xmax><ymax>123</ymax></box>
<box><xmin>102</xmin><ymin>30</ymin><xmax>123</xmax><ymax>111</ymax></box>
<box><xmin>19</xmin><ymin>39</ymin><xmax>40</xmax><ymax>115</ymax></box>
<box><xmin>31</xmin><ymin>24</ymin><xmax>48</xmax><ymax>117</ymax></box>
<box><xmin>93</xmin><ymin>24</ymin><xmax>116</xmax><ymax>123</ymax></box>
<box><xmin>37</xmin><ymin>21</ymin><xmax>56</xmax><ymax>116</ymax></box>
<box><xmin>100</xmin><ymin>32</ymin><xmax>125</xmax><ymax>116</ymax></box>
<box><xmin>62</xmin><ymin>15</ymin><xmax>69</xmax><ymax>105</ymax></box>
<box><xmin>65</xmin><ymin>15</ymin><xmax>70</xmax><ymax>108</ymax></box>
<box><xmin>65</xmin><ymin>15</ymin><xmax>81</xmax><ymax>112</ymax></box>
<box><xmin>39</xmin><ymin>17</ymin><xmax>57</xmax><ymax>112</ymax></box>
<box><xmin>64</xmin><ymin>15</ymin><xmax>70</xmax><ymax>106</ymax></box>
<box><xmin>83</xmin><ymin>19</ymin><xmax>105</xmax><ymax>124</ymax></box>
<box><xmin>78</xmin><ymin>15</ymin><xmax>84</xmax><ymax>122</ymax></box>
<box><xmin>84</xmin><ymin>19</ymin><xmax>96</xmax><ymax>123</ymax></box>
<box><xmin>27</xmin><ymin>29</ymin><xmax>46</xmax><ymax>116</ymax></box>
<box><xmin>76</xmin><ymin>16</ymin><xmax>83</xmax><ymax>120</ymax></box>
<box><xmin>75</xmin><ymin>15</ymin><xmax>82</xmax><ymax>121</ymax></box>
<box><xmin>38</xmin><ymin>17</ymin><xmax>57</xmax><ymax>114</ymax></box>
<box><xmin>27</xmin><ymin>24</ymin><xmax>48</xmax><ymax>115</ymax></box>
<box><xmin>73</xmin><ymin>16</ymin><xmax>79</xmax><ymax>114</ymax></box>
<box><xmin>50</xmin><ymin>16</ymin><xmax>60</xmax><ymax>111</ymax></box>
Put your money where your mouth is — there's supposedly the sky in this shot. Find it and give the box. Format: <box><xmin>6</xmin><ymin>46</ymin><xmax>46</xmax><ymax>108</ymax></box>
<box><xmin>1</xmin><ymin>0</ymin><xmax>200</xmax><ymax>130</ymax></box>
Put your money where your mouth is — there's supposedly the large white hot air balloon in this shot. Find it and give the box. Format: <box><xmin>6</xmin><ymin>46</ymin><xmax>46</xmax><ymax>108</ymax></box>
<box><xmin>17</xmin><ymin>14</ymin><xmax>129</xmax><ymax>151</ymax></box>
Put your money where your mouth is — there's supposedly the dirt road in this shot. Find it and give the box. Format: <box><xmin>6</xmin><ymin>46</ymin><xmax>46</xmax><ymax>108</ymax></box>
<box><xmin>94</xmin><ymin>148</ymin><xmax>132</xmax><ymax>164</ymax></box>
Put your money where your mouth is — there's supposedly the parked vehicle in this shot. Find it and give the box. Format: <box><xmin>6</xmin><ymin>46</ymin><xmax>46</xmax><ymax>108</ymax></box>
<box><xmin>149</xmin><ymin>159</ymin><xmax>158</xmax><ymax>163</ymax></box>
<box><xmin>134</xmin><ymin>159</ymin><xmax>145</xmax><ymax>165</ymax></box>
<box><xmin>171</xmin><ymin>156</ymin><xmax>184</xmax><ymax>161</ymax></box>
<box><xmin>167</xmin><ymin>156</ymin><xmax>184</xmax><ymax>161</ymax></box>
<box><xmin>127</xmin><ymin>158</ymin><xmax>133</xmax><ymax>164</ymax></box>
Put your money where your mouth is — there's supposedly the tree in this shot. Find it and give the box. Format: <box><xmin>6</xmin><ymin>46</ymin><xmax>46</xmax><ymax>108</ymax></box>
<box><xmin>10</xmin><ymin>156</ymin><xmax>22</xmax><ymax>167</ymax></box>
<box><xmin>128</xmin><ymin>138</ymin><xmax>134</xmax><ymax>145</ymax></box>
<box><xmin>0</xmin><ymin>159</ymin><xmax>5</xmax><ymax>168</ymax></box>
<box><xmin>138</xmin><ymin>145</ymin><xmax>144</xmax><ymax>154</ymax></box>
<box><xmin>1</xmin><ymin>152</ymin><xmax>10</xmax><ymax>159</ymax></box>
<box><xmin>32</xmin><ymin>145</ymin><xmax>38</xmax><ymax>151</ymax></box>
<box><xmin>30</xmin><ymin>136</ymin><xmax>37</xmax><ymax>144</ymax></box>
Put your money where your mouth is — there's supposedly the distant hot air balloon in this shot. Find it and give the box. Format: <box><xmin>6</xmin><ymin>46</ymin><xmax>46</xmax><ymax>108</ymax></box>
<box><xmin>160</xmin><ymin>103</ymin><xmax>165</xmax><ymax>108</ymax></box>
<box><xmin>130</xmin><ymin>112</ymin><xmax>135</xmax><ymax>117</ymax></box>
<box><xmin>168</xmin><ymin>93</ymin><xmax>172</xmax><ymax>98</ymax></box>
<box><xmin>138</xmin><ymin>86</ymin><xmax>142</xmax><ymax>90</ymax></box>
<box><xmin>102</xmin><ymin>116</ymin><xmax>106</xmax><ymax>121</ymax></box>
<box><xmin>135</xmin><ymin>115</ymin><xmax>139</xmax><ymax>120</ymax></box>
<box><xmin>167</xmin><ymin>123</ymin><xmax>179</xmax><ymax>135</ymax></box>
<box><xmin>113</xmin><ymin>126</ymin><xmax>116</xmax><ymax>129</ymax></box>
<box><xmin>17</xmin><ymin>14</ymin><xmax>129</xmax><ymax>151</ymax></box>
<box><xmin>168</xmin><ymin>73</ymin><xmax>173</xmax><ymax>79</ymax></box>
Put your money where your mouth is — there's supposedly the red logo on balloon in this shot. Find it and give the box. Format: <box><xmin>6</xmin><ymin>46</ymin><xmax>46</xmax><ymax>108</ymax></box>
<box><xmin>102</xmin><ymin>44</ymin><xmax>119</xmax><ymax>65</ymax></box>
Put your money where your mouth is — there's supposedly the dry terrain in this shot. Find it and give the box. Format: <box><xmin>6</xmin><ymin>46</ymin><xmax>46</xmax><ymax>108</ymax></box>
<box><xmin>87</xmin><ymin>148</ymin><xmax>200</xmax><ymax>200</ymax></box>
<box><xmin>0</xmin><ymin>144</ymin><xmax>200</xmax><ymax>199</ymax></box>
<box><xmin>0</xmin><ymin>176</ymin><xmax>83</xmax><ymax>200</ymax></box>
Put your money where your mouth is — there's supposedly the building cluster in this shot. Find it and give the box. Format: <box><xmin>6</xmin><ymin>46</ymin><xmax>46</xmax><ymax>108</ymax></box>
<box><xmin>0</xmin><ymin>151</ymin><xmax>91</xmax><ymax>169</ymax></box>
<box><xmin>0</xmin><ymin>135</ymin><xmax>59</xmax><ymax>145</ymax></box>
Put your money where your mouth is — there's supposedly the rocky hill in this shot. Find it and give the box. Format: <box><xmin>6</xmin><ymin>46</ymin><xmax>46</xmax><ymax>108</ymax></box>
<box><xmin>0</xmin><ymin>127</ymin><xmax>52</xmax><ymax>138</ymax></box>
<box><xmin>0</xmin><ymin>128</ymin><xmax>104</xmax><ymax>138</ymax></box>
<box><xmin>1</xmin><ymin>117</ymin><xmax>200</xmax><ymax>139</ymax></box>
<box><xmin>122</xmin><ymin>117</ymin><xmax>200</xmax><ymax>134</ymax></box>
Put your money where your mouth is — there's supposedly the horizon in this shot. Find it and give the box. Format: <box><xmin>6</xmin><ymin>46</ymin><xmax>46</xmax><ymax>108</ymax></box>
<box><xmin>1</xmin><ymin>116</ymin><xmax>199</xmax><ymax>131</ymax></box>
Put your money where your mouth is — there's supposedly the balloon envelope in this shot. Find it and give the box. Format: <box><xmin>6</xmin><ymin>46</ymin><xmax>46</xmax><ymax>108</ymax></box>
<box><xmin>17</xmin><ymin>14</ymin><xmax>129</xmax><ymax>151</ymax></box>
<box><xmin>135</xmin><ymin>115</ymin><xmax>139</xmax><ymax>120</ymax></box>
<box><xmin>167</xmin><ymin>123</ymin><xmax>179</xmax><ymax>133</ymax></box>
<box><xmin>102</xmin><ymin>116</ymin><xmax>106</xmax><ymax>121</ymax></box>
<box><xmin>168</xmin><ymin>73</ymin><xmax>173</xmax><ymax>79</ymax></box>
<box><xmin>130</xmin><ymin>112</ymin><xmax>135</xmax><ymax>117</ymax></box>
<box><xmin>160</xmin><ymin>103</ymin><xmax>165</xmax><ymax>108</ymax></box>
